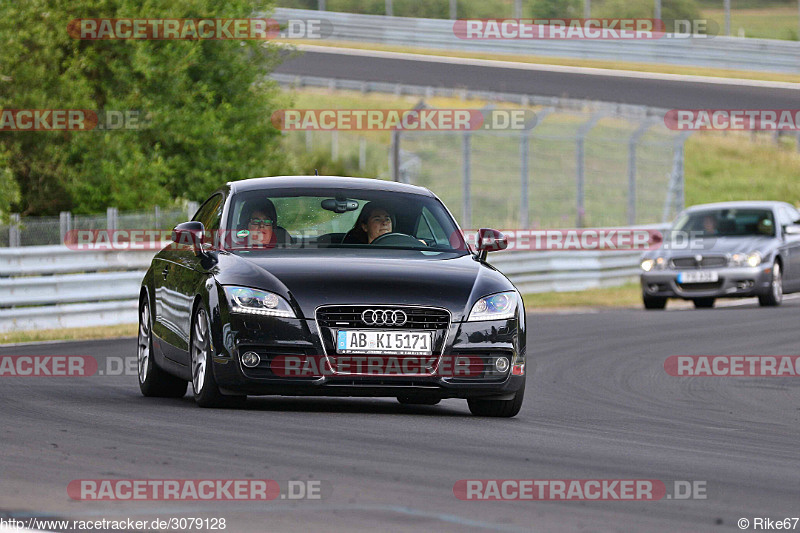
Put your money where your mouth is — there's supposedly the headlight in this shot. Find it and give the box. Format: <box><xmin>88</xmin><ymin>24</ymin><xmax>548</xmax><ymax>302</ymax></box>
<box><xmin>729</xmin><ymin>253</ymin><xmax>746</xmax><ymax>267</ymax></box>
<box><xmin>468</xmin><ymin>291</ymin><xmax>517</xmax><ymax>321</ymax></box>
<box><xmin>746</xmin><ymin>252</ymin><xmax>762</xmax><ymax>267</ymax></box>
<box><xmin>641</xmin><ymin>257</ymin><xmax>665</xmax><ymax>271</ymax></box>
<box><xmin>223</xmin><ymin>286</ymin><xmax>296</xmax><ymax>318</ymax></box>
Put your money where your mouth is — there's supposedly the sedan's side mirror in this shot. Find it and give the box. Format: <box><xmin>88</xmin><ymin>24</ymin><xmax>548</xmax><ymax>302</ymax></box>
<box><xmin>784</xmin><ymin>224</ymin><xmax>800</xmax><ymax>236</ymax></box>
<box><xmin>475</xmin><ymin>228</ymin><xmax>508</xmax><ymax>261</ymax></box>
<box><xmin>172</xmin><ymin>221</ymin><xmax>206</xmax><ymax>256</ymax></box>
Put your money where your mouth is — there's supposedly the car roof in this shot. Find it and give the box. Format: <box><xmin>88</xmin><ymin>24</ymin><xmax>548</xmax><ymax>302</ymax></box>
<box><xmin>684</xmin><ymin>201</ymin><xmax>795</xmax><ymax>212</ymax></box>
<box><xmin>228</xmin><ymin>176</ymin><xmax>435</xmax><ymax>197</ymax></box>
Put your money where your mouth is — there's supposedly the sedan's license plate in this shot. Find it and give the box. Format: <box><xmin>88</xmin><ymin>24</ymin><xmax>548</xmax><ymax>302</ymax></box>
<box><xmin>678</xmin><ymin>271</ymin><xmax>719</xmax><ymax>284</ymax></box>
<box><xmin>336</xmin><ymin>330</ymin><xmax>433</xmax><ymax>355</ymax></box>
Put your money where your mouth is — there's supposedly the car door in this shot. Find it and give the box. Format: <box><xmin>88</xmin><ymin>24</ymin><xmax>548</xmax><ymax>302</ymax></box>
<box><xmin>157</xmin><ymin>194</ymin><xmax>224</xmax><ymax>365</ymax></box>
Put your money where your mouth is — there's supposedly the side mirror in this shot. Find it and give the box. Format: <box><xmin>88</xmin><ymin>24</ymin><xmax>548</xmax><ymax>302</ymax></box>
<box><xmin>784</xmin><ymin>224</ymin><xmax>800</xmax><ymax>236</ymax></box>
<box><xmin>172</xmin><ymin>221</ymin><xmax>205</xmax><ymax>256</ymax></box>
<box><xmin>475</xmin><ymin>228</ymin><xmax>508</xmax><ymax>261</ymax></box>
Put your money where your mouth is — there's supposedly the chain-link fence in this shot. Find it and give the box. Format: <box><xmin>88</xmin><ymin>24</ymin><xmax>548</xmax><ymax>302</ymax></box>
<box><xmin>289</xmin><ymin>107</ymin><xmax>686</xmax><ymax>230</ymax></box>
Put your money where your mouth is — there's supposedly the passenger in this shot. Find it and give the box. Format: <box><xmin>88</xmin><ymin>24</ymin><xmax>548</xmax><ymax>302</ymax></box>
<box><xmin>342</xmin><ymin>202</ymin><xmax>394</xmax><ymax>244</ymax></box>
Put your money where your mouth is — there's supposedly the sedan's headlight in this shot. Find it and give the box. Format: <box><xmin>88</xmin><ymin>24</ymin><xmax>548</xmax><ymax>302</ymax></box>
<box><xmin>729</xmin><ymin>253</ymin><xmax>746</xmax><ymax>267</ymax></box>
<box><xmin>223</xmin><ymin>286</ymin><xmax>296</xmax><ymax>318</ymax></box>
<box><xmin>746</xmin><ymin>251</ymin><xmax>762</xmax><ymax>267</ymax></box>
<box><xmin>641</xmin><ymin>259</ymin><xmax>655</xmax><ymax>272</ymax></box>
<box><xmin>468</xmin><ymin>291</ymin><xmax>517</xmax><ymax>321</ymax></box>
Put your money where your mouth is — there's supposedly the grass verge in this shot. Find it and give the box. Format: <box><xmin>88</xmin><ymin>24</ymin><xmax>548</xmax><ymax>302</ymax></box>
<box><xmin>522</xmin><ymin>283</ymin><xmax>642</xmax><ymax>309</ymax></box>
<box><xmin>0</xmin><ymin>323</ymin><xmax>137</xmax><ymax>345</ymax></box>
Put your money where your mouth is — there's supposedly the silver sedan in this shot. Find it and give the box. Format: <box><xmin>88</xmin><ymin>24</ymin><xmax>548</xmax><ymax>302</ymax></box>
<box><xmin>640</xmin><ymin>201</ymin><xmax>800</xmax><ymax>309</ymax></box>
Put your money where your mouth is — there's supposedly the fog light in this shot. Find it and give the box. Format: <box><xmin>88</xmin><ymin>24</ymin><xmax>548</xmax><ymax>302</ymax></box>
<box><xmin>241</xmin><ymin>351</ymin><xmax>260</xmax><ymax>368</ymax></box>
<box><xmin>495</xmin><ymin>357</ymin><xmax>510</xmax><ymax>373</ymax></box>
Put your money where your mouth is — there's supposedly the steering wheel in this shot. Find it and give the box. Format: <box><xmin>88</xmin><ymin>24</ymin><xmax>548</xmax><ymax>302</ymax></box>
<box><xmin>370</xmin><ymin>232</ymin><xmax>426</xmax><ymax>247</ymax></box>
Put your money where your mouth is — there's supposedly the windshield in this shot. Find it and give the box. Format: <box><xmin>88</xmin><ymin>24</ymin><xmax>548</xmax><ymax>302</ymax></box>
<box><xmin>673</xmin><ymin>208</ymin><xmax>776</xmax><ymax>237</ymax></box>
<box><xmin>225</xmin><ymin>187</ymin><xmax>468</xmax><ymax>253</ymax></box>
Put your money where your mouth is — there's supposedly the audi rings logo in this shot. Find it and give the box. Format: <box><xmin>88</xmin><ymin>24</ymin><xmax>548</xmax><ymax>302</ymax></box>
<box><xmin>361</xmin><ymin>309</ymin><xmax>407</xmax><ymax>326</ymax></box>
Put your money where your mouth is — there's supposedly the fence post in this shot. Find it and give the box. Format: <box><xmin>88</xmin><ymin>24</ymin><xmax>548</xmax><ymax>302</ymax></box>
<box><xmin>59</xmin><ymin>211</ymin><xmax>72</xmax><ymax>244</ymax></box>
<box><xmin>359</xmin><ymin>137</ymin><xmax>367</xmax><ymax>170</ymax></box>
<box><xmin>187</xmin><ymin>201</ymin><xmax>199</xmax><ymax>221</ymax></box>
<box><xmin>106</xmin><ymin>207</ymin><xmax>118</xmax><ymax>231</ymax></box>
<box><xmin>662</xmin><ymin>131</ymin><xmax>691</xmax><ymax>222</ymax></box>
<box><xmin>514</xmin><ymin>0</ymin><xmax>522</xmax><ymax>18</ymax></box>
<box><xmin>654</xmin><ymin>0</ymin><xmax>661</xmax><ymax>20</ymax></box>
<box><xmin>318</xmin><ymin>0</ymin><xmax>326</xmax><ymax>11</ymax></box>
<box><xmin>627</xmin><ymin>120</ymin><xmax>656</xmax><ymax>225</ymax></box>
<box><xmin>305</xmin><ymin>130</ymin><xmax>313</xmax><ymax>152</ymax></box>
<box><xmin>575</xmin><ymin>112</ymin><xmax>607</xmax><ymax>228</ymax></box>
<box><xmin>449</xmin><ymin>0</ymin><xmax>457</xmax><ymax>19</ymax></box>
<box><xmin>9</xmin><ymin>214</ymin><xmax>20</xmax><ymax>247</ymax></box>
<box><xmin>154</xmin><ymin>205</ymin><xmax>161</xmax><ymax>229</ymax></box>
<box><xmin>331</xmin><ymin>130</ymin><xmax>339</xmax><ymax>160</ymax></box>
<box><xmin>584</xmin><ymin>0</ymin><xmax>591</xmax><ymax>18</ymax></box>
<box><xmin>520</xmin><ymin>131</ymin><xmax>529</xmax><ymax>229</ymax></box>
<box><xmin>391</xmin><ymin>130</ymin><xmax>401</xmax><ymax>181</ymax></box>
<box><xmin>462</xmin><ymin>132</ymin><xmax>472</xmax><ymax>228</ymax></box>
<box><xmin>386</xmin><ymin>0</ymin><xmax>392</xmax><ymax>16</ymax></box>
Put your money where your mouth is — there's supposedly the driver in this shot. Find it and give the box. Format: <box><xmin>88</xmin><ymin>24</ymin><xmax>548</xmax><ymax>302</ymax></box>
<box><xmin>343</xmin><ymin>202</ymin><xmax>394</xmax><ymax>244</ymax></box>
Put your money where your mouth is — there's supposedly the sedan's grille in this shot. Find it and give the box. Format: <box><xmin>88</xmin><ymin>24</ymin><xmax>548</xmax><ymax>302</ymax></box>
<box><xmin>677</xmin><ymin>281</ymin><xmax>723</xmax><ymax>291</ymax></box>
<box><xmin>316</xmin><ymin>306</ymin><xmax>449</xmax><ymax>330</ymax></box>
<box><xmin>671</xmin><ymin>256</ymin><xmax>727</xmax><ymax>269</ymax></box>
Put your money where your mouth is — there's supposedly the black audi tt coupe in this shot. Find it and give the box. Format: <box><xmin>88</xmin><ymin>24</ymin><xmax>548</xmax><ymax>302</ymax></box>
<box><xmin>137</xmin><ymin>176</ymin><xmax>526</xmax><ymax>416</ymax></box>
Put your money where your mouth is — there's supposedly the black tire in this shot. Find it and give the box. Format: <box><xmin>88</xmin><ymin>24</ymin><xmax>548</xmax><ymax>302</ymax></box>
<box><xmin>758</xmin><ymin>261</ymin><xmax>783</xmax><ymax>307</ymax></box>
<box><xmin>643</xmin><ymin>295</ymin><xmax>667</xmax><ymax>310</ymax></box>
<box><xmin>692</xmin><ymin>298</ymin><xmax>716</xmax><ymax>309</ymax></box>
<box><xmin>467</xmin><ymin>380</ymin><xmax>525</xmax><ymax>418</ymax></box>
<box><xmin>191</xmin><ymin>305</ymin><xmax>246</xmax><ymax>408</ymax></box>
<box><xmin>138</xmin><ymin>296</ymin><xmax>187</xmax><ymax>398</ymax></box>
<box><xmin>397</xmin><ymin>396</ymin><xmax>441</xmax><ymax>406</ymax></box>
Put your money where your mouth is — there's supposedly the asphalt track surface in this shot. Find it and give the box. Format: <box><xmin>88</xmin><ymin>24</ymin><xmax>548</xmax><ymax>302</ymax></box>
<box><xmin>274</xmin><ymin>48</ymin><xmax>800</xmax><ymax>109</ymax></box>
<box><xmin>2</xmin><ymin>300</ymin><xmax>799</xmax><ymax>532</ymax></box>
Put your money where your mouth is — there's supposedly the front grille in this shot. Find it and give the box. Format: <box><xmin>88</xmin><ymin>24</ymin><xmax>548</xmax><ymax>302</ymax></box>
<box><xmin>677</xmin><ymin>281</ymin><xmax>723</xmax><ymax>291</ymax></box>
<box><xmin>671</xmin><ymin>256</ymin><xmax>727</xmax><ymax>269</ymax></box>
<box><xmin>316</xmin><ymin>305</ymin><xmax>449</xmax><ymax>330</ymax></box>
<box><xmin>316</xmin><ymin>305</ymin><xmax>451</xmax><ymax>376</ymax></box>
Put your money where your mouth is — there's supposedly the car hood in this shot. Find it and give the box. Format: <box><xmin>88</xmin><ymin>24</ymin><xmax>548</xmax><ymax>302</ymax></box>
<box><xmin>214</xmin><ymin>251</ymin><xmax>515</xmax><ymax>321</ymax></box>
<box><xmin>650</xmin><ymin>235</ymin><xmax>775</xmax><ymax>258</ymax></box>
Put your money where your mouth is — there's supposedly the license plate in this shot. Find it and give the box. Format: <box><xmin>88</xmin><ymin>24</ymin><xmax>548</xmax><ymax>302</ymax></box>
<box><xmin>336</xmin><ymin>330</ymin><xmax>433</xmax><ymax>355</ymax></box>
<box><xmin>677</xmin><ymin>271</ymin><xmax>719</xmax><ymax>284</ymax></box>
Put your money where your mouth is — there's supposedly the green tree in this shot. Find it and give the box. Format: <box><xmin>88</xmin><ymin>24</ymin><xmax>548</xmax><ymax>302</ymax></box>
<box><xmin>0</xmin><ymin>0</ymin><xmax>290</xmax><ymax>215</ymax></box>
<box><xmin>527</xmin><ymin>0</ymin><xmax>583</xmax><ymax>18</ymax></box>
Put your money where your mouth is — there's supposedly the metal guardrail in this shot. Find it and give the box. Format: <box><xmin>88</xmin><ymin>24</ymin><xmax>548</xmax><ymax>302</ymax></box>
<box><xmin>0</xmin><ymin>244</ymin><xmax>646</xmax><ymax>332</ymax></box>
<box><xmin>273</xmin><ymin>8</ymin><xmax>800</xmax><ymax>74</ymax></box>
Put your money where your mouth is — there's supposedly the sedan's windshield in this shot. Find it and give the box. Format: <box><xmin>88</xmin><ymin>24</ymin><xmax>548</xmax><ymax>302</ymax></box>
<box><xmin>225</xmin><ymin>187</ymin><xmax>468</xmax><ymax>253</ymax></box>
<box><xmin>673</xmin><ymin>208</ymin><xmax>776</xmax><ymax>237</ymax></box>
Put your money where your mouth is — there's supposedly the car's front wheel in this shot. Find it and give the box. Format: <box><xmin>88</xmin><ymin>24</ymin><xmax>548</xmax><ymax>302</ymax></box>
<box><xmin>643</xmin><ymin>295</ymin><xmax>667</xmax><ymax>310</ymax></box>
<box><xmin>692</xmin><ymin>298</ymin><xmax>715</xmax><ymax>309</ymax></box>
<box><xmin>138</xmin><ymin>296</ymin><xmax>187</xmax><ymax>398</ymax></box>
<box><xmin>191</xmin><ymin>305</ymin><xmax>245</xmax><ymax>408</ymax></box>
<box><xmin>467</xmin><ymin>381</ymin><xmax>525</xmax><ymax>417</ymax></box>
<box><xmin>759</xmin><ymin>261</ymin><xmax>783</xmax><ymax>307</ymax></box>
